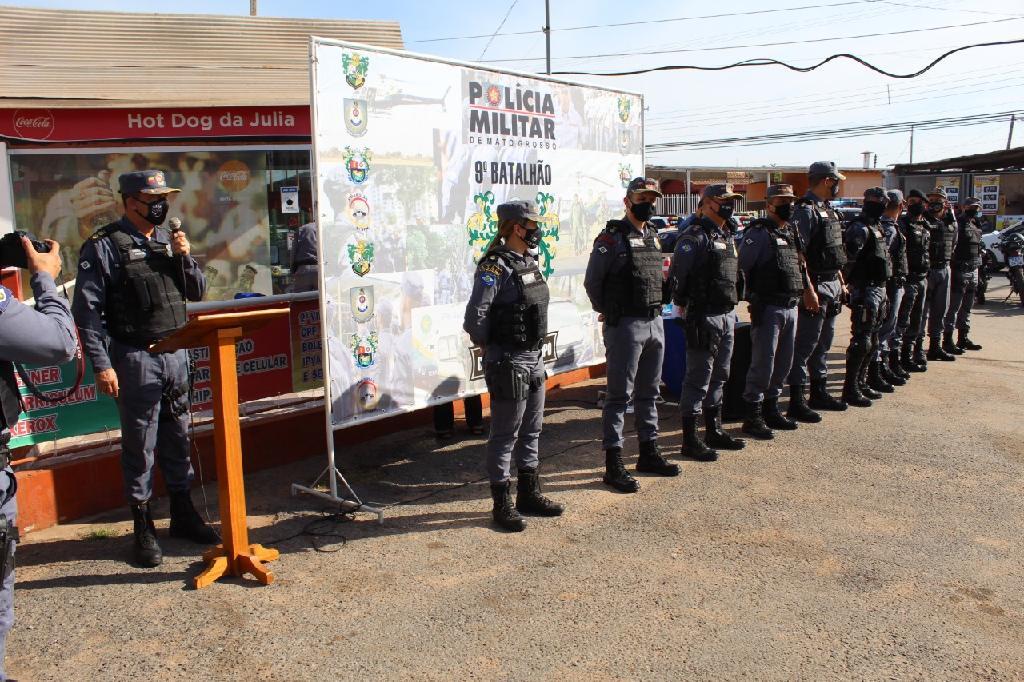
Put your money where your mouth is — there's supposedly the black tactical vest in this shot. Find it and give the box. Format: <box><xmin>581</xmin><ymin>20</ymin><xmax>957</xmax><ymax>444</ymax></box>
<box><xmin>803</xmin><ymin>200</ymin><xmax>847</xmax><ymax>278</ymax></box>
<box><xmin>900</xmin><ymin>217</ymin><xmax>930</xmax><ymax>275</ymax></box>
<box><xmin>685</xmin><ymin>221</ymin><xmax>739</xmax><ymax>313</ymax></box>
<box><xmin>884</xmin><ymin>220</ymin><xmax>909</xmax><ymax>278</ymax></box>
<box><xmin>489</xmin><ymin>251</ymin><xmax>550</xmax><ymax>350</ymax></box>
<box><xmin>605</xmin><ymin>221</ymin><xmax>664</xmax><ymax>317</ymax></box>
<box><xmin>953</xmin><ymin>218</ymin><xmax>983</xmax><ymax>271</ymax></box>
<box><xmin>927</xmin><ymin>217</ymin><xmax>956</xmax><ymax>266</ymax></box>
<box><xmin>0</xmin><ymin>362</ymin><xmax>22</xmax><ymax>437</ymax></box>
<box><xmin>847</xmin><ymin>219</ymin><xmax>892</xmax><ymax>285</ymax></box>
<box><xmin>748</xmin><ymin>219</ymin><xmax>803</xmax><ymax>305</ymax></box>
<box><xmin>98</xmin><ymin>225</ymin><xmax>188</xmax><ymax>346</ymax></box>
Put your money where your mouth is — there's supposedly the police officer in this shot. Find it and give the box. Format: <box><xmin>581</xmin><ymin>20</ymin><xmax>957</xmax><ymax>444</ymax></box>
<box><xmin>842</xmin><ymin>187</ymin><xmax>893</xmax><ymax>407</ymax></box>
<box><xmin>739</xmin><ymin>184</ymin><xmax>820</xmax><ymax>439</ymax></box>
<box><xmin>921</xmin><ymin>187</ymin><xmax>958</xmax><ymax>362</ymax></box>
<box><xmin>0</xmin><ymin>236</ymin><xmax>77</xmax><ymax>681</ymax></box>
<box><xmin>464</xmin><ymin>200</ymin><xmax>562</xmax><ymax>532</ymax></box>
<box><xmin>289</xmin><ymin>220</ymin><xmax>319</xmax><ymax>293</ymax></box>
<box><xmin>585</xmin><ymin>177</ymin><xmax>677</xmax><ymax>493</ymax></box>
<box><xmin>897</xmin><ymin>189</ymin><xmax>931</xmax><ymax>373</ymax></box>
<box><xmin>72</xmin><ymin>170</ymin><xmax>218</xmax><ymax>568</ymax></box>
<box><xmin>788</xmin><ymin>161</ymin><xmax>849</xmax><ymax>413</ymax></box>
<box><xmin>671</xmin><ymin>184</ymin><xmax>745</xmax><ymax>458</ymax></box>
<box><xmin>943</xmin><ymin>196</ymin><xmax>984</xmax><ymax>352</ymax></box>
<box><xmin>876</xmin><ymin>190</ymin><xmax>910</xmax><ymax>386</ymax></box>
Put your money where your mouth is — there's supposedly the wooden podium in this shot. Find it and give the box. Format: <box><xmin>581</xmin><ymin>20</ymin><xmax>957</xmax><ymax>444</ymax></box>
<box><xmin>151</xmin><ymin>308</ymin><xmax>289</xmax><ymax>589</ymax></box>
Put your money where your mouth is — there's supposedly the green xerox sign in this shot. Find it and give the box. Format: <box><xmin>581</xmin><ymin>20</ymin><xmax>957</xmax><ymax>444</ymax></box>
<box><xmin>9</xmin><ymin>361</ymin><xmax>120</xmax><ymax>448</ymax></box>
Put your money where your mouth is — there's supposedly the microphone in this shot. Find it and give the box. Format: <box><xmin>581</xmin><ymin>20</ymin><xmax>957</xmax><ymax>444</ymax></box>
<box><xmin>169</xmin><ymin>217</ymin><xmax>183</xmax><ymax>233</ymax></box>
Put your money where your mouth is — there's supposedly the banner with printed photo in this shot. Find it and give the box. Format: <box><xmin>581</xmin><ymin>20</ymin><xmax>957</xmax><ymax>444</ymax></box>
<box><xmin>973</xmin><ymin>174</ymin><xmax>1000</xmax><ymax>216</ymax></box>
<box><xmin>9</xmin><ymin>148</ymin><xmax>274</xmax><ymax>300</ymax></box>
<box><xmin>311</xmin><ymin>39</ymin><xmax>644</xmax><ymax>427</ymax></box>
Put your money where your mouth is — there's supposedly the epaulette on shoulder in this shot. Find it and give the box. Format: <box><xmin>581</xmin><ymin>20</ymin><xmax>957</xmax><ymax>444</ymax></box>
<box><xmin>90</xmin><ymin>225</ymin><xmax>113</xmax><ymax>241</ymax></box>
<box><xmin>796</xmin><ymin>197</ymin><xmax>814</xmax><ymax>206</ymax></box>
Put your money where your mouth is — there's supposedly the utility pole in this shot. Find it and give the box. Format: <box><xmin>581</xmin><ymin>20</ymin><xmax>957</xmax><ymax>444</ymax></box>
<box><xmin>250</xmin><ymin>0</ymin><xmax>257</xmax><ymax>16</ymax></box>
<box><xmin>544</xmin><ymin>0</ymin><xmax>551</xmax><ymax>75</ymax></box>
<box><xmin>1008</xmin><ymin>113</ymin><xmax>1016</xmax><ymax>150</ymax></box>
<box><xmin>909</xmin><ymin>125</ymin><xmax>914</xmax><ymax>164</ymax></box>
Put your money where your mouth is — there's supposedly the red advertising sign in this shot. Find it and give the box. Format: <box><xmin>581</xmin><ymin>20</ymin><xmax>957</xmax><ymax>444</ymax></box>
<box><xmin>187</xmin><ymin>306</ymin><xmax>293</xmax><ymax>410</ymax></box>
<box><xmin>0</xmin><ymin>106</ymin><xmax>310</xmax><ymax>142</ymax></box>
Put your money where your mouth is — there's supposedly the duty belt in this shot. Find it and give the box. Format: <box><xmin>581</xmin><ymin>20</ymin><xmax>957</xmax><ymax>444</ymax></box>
<box><xmin>621</xmin><ymin>305</ymin><xmax>662</xmax><ymax>319</ymax></box>
<box><xmin>810</xmin><ymin>272</ymin><xmax>840</xmax><ymax>284</ymax></box>
<box><xmin>761</xmin><ymin>295</ymin><xmax>799</xmax><ymax>308</ymax></box>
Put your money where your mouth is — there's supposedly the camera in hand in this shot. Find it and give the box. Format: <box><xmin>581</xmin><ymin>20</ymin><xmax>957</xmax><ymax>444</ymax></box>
<box><xmin>0</xmin><ymin>230</ymin><xmax>51</xmax><ymax>269</ymax></box>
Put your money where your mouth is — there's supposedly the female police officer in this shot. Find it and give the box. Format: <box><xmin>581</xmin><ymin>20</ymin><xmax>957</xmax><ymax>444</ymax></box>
<box><xmin>463</xmin><ymin>200</ymin><xmax>563</xmax><ymax>532</ymax></box>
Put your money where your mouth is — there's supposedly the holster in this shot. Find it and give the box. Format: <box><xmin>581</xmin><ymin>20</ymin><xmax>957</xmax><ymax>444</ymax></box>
<box><xmin>485</xmin><ymin>357</ymin><xmax>531</xmax><ymax>402</ymax></box>
<box><xmin>684</xmin><ymin>314</ymin><xmax>717</xmax><ymax>352</ymax></box>
<box><xmin>0</xmin><ymin>515</ymin><xmax>17</xmax><ymax>582</ymax></box>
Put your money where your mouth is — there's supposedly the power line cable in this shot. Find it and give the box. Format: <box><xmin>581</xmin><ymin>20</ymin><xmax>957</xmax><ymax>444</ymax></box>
<box><xmin>477</xmin><ymin>0</ymin><xmax>519</xmax><ymax>61</ymax></box>
<box><xmin>551</xmin><ymin>37</ymin><xmax>1024</xmax><ymax>78</ymax></box>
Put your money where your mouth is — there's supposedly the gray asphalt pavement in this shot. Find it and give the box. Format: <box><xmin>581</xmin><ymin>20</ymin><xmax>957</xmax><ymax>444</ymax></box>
<box><xmin>8</xmin><ymin>276</ymin><xmax>1024</xmax><ymax>681</ymax></box>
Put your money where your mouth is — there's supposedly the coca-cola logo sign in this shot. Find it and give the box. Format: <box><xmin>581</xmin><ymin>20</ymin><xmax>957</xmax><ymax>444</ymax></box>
<box><xmin>13</xmin><ymin>109</ymin><xmax>55</xmax><ymax>139</ymax></box>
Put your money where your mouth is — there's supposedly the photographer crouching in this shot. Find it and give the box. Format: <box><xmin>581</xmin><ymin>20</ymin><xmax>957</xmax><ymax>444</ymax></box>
<box><xmin>0</xmin><ymin>233</ymin><xmax>77</xmax><ymax>680</ymax></box>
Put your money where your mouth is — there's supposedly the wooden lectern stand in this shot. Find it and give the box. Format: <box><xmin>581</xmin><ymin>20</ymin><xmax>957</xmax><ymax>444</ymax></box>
<box><xmin>151</xmin><ymin>308</ymin><xmax>289</xmax><ymax>589</ymax></box>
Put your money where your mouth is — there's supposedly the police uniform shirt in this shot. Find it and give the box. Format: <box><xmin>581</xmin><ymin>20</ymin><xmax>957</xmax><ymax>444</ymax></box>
<box><xmin>793</xmin><ymin>190</ymin><xmax>831</xmax><ymax>260</ymax></box>
<box><xmin>72</xmin><ymin>217</ymin><xmax>207</xmax><ymax>372</ymax></box>
<box><xmin>844</xmin><ymin>219</ymin><xmax>875</xmax><ymax>263</ymax></box>
<box><xmin>583</xmin><ymin>219</ymin><xmax>659</xmax><ymax>315</ymax></box>
<box><xmin>670</xmin><ymin>216</ymin><xmax>732</xmax><ymax>306</ymax></box>
<box><xmin>738</xmin><ymin>218</ymin><xmax>802</xmax><ymax>287</ymax></box>
<box><xmin>291</xmin><ymin>222</ymin><xmax>319</xmax><ymax>269</ymax></box>
<box><xmin>463</xmin><ymin>246</ymin><xmax>540</xmax><ymax>352</ymax></box>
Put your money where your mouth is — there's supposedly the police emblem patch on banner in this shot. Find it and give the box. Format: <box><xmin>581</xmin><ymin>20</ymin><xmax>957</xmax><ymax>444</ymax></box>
<box><xmin>343</xmin><ymin>146</ymin><xmax>372</xmax><ymax>184</ymax></box>
<box><xmin>355</xmin><ymin>378</ymin><xmax>380</xmax><ymax>411</ymax></box>
<box><xmin>617</xmin><ymin>96</ymin><xmax>632</xmax><ymax>124</ymax></box>
<box><xmin>347</xmin><ymin>240</ymin><xmax>375</xmax><ymax>277</ymax></box>
<box><xmin>342</xmin><ymin>52</ymin><xmax>369</xmax><ymax>90</ymax></box>
<box><xmin>350</xmin><ymin>286</ymin><xmax>375</xmax><ymax>323</ymax></box>
<box><xmin>347</xmin><ymin>193</ymin><xmax>370</xmax><ymax>229</ymax></box>
<box><xmin>344</xmin><ymin>98</ymin><xmax>368</xmax><ymax>137</ymax></box>
<box><xmin>349</xmin><ymin>332</ymin><xmax>379</xmax><ymax>368</ymax></box>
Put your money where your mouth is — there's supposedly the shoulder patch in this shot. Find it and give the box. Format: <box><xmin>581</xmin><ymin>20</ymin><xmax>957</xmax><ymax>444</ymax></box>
<box><xmin>595</xmin><ymin>233</ymin><xmax>617</xmax><ymax>247</ymax></box>
<box><xmin>79</xmin><ymin>259</ymin><xmax>91</xmax><ymax>271</ymax></box>
<box><xmin>0</xmin><ymin>286</ymin><xmax>10</xmax><ymax>314</ymax></box>
<box><xmin>479</xmin><ymin>272</ymin><xmax>497</xmax><ymax>287</ymax></box>
<box><xmin>680</xmin><ymin>242</ymin><xmax>693</xmax><ymax>253</ymax></box>
<box><xmin>479</xmin><ymin>262</ymin><xmax>502</xmax><ymax>277</ymax></box>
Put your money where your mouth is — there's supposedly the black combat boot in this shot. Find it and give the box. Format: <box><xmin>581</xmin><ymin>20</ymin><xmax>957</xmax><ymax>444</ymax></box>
<box><xmin>516</xmin><ymin>467</ymin><xmax>564</xmax><ymax>516</ymax></box>
<box><xmin>809</xmin><ymin>377</ymin><xmax>847</xmax><ymax>411</ymax></box>
<box><xmin>741</xmin><ymin>400</ymin><xmax>774</xmax><ymax>440</ymax></box>
<box><xmin>490</xmin><ymin>482</ymin><xmax>526</xmax><ymax>531</ymax></box>
<box><xmin>957</xmin><ymin>329</ymin><xmax>982</xmax><ymax>351</ymax></box>
<box><xmin>637</xmin><ymin>440</ymin><xmax>681</xmax><ymax>476</ymax></box>
<box><xmin>130</xmin><ymin>501</ymin><xmax>162</xmax><ymax>568</ymax></box>
<box><xmin>842</xmin><ymin>352</ymin><xmax>872</xmax><ymax>408</ymax></box>
<box><xmin>927</xmin><ymin>336</ymin><xmax>955</xmax><ymax>361</ymax></box>
<box><xmin>913</xmin><ymin>337</ymin><xmax>929</xmax><ymax>369</ymax></box>
<box><xmin>942</xmin><ymin>331</ymin><xmax>964</xmax><ymax>356</ymax></box>
<box><xmin>879</xmin><ymin>352</ymin><xmax>906</xmax><ymax>386</ymax></box>
<box><xmin>763</xmin><ymin>397</ymin><xmax>798</xmax><ymax>430</ymax></box>
<box><xmin>859</xmin><ymin>357</ymin><xmax>882</xmax><ymax>400</ymax></box>
<box><xmin>786</xmin><ymin>384</ymin><xmax>821</xmax><ymax>423</ymax></box>
<box><xmin>681</xmin><ymin>414</ymin><xmax>719</xmax><ymax>461</ymax></box>
<box><xmin>603</xmin><ymin>447</ymin><xmax>640</xmax><ymax>493</ymax></box>
<box><xmin>169</xmin><ymin>490</ymin><xmax>221</xmax><ymax>544</ymax></box>
<box><xmin>868</xmin><ymin>360</ymin><xmax>895</xmax><ymax>393</ymax></box>
<box><xmin>703</xmin><ymin>406</ymin><xmax>746</xmax><ymax>450</ymax></box>
<box><xmin>890</xmin><ymin>348</ymin><xmax>911</xmax><ymax>380</ymax></box>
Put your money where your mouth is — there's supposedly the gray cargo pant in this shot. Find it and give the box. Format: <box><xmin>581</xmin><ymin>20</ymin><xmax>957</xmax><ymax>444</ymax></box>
<box><xmin>484</xmin><ymin>350</ymin><xmax>545</xmax><ymax>483</ymax></box>
<box><xmin>898</xmin><ymin>277</ymin><xmax>925</xmax><ymax>349</ymax></box>
<box><xmin>111</xmin><ymin>340</ymin><xmax>195</xmax><ymax>504</ymax></box>
<box><xmin>877</xmin><ymin>279</ymin><xmax>905</xmax><ymax>358</ymax></box>
<box><xmin>602</xmin><ymin>316</ymin><xmax>664</xmax><ymax>450</ymax></box>
<box><xmin>944</xmin><ymin>269</ymin><xmax>977</xmax><ymax>334</ymax></box>
<box><xmin>743</xmin><ymin>304</ymin><xmax>798</xmax><ymax>403</ymax></box>
<box><xmin>680</xmin><ymin>311</ymin><xmax>737</xmax><ymax>417</ymax></box>
<box><xmin>922</xmin><ymin>265</ymin><xmax>951</xmax><ymax>340</ymax></box>
<box><xmin>0</xmin><ymin>469</ymin><xmax>15</xmax><ymax>682</ymax></box>
<box><xmin>787</xmin><ymin>278</ymin><xmax>842</xmax><ymax>386</ymax></box>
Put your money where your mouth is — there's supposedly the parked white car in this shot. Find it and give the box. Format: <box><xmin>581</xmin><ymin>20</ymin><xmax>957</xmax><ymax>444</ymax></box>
<box><xmin>982</xmin><ymin>221</ymin><xmax>1024</xmax><ymax>269</ymax></box>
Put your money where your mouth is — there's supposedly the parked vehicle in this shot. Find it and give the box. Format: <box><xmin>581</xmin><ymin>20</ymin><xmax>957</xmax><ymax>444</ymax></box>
<box><xmin>981</xmin><ymin>220</ymin><xmax>1024</xmax><ymax>270</ymax></box>
<box><xmin>998</xmin><ymin>230</ymin><xmax>1024</xmax><ymax>305</ymax></box>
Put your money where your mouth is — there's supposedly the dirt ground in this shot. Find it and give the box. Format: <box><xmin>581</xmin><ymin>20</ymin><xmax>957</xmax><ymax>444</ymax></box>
<box><xmin>8</xmin><ymin>276</ymin><xmax>1024</xmax><ymax>681</ymax></box>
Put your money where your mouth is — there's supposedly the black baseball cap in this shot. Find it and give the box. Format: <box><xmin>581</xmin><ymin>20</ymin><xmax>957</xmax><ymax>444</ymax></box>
<box><xmin>907</xmin><ymin>189</ymin><xmax>927</xmax><ymax>200</ymax></box>
<box><xmin>962</xmin><ymin>196</ymin><xmax>981</xmax><ymax>207</ymax></box>
<box><xmin>626</xmin><ymin>177</ymin><xmax>663</xmax><ymax>198</ymax></box>
<box><xmin>118</xmin><ymin>170</ymin><xmax>180</xmax><ymax>196</ymax></box>
<box><xmin>863</xmin><ymin>187</ymin><xmax>887</xmax><ymax>202</ymax></box>
<box><xmin>808</xmin><ymin>161</ymin><xmax>846</xmax><ymax>181</ymax></box>
<box><xmin>497</xmin><ymin>200</ymin><xmax>542</xmax><ymax>222</ymax></box>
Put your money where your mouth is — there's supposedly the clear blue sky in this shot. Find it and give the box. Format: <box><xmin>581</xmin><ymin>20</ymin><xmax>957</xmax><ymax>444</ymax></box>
<box><xmin>8</xmin><ymin>0</ymin><xmax>1024</xmax><ymax>169</ymax></box>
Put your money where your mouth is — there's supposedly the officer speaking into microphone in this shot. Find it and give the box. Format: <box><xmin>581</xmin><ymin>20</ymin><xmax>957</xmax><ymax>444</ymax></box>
<box><xmin>464</xmin><ymin>200</ymin><xmax>563</xmax><ymax>532</ymax></box>
<box><xmin>72</xmin><ymin>170</ymin><xmax>218</xmax><ymax>568</ymax></box>
<box><xmin>0</xmin><ymin>235</ymin><xmax>77</xmax><ymax>679</ymax></box>
<box><xmin>585</xmin><ymin>177</ymin><xmax>677</xmax><ymax>494</ymax></box>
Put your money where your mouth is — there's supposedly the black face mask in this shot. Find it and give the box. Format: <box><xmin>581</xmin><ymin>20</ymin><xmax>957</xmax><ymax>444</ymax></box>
<box><xmin>521</xmin><ymin>226</ymin><xmax>542</xmax><ymax>249</ymax></box>
<box><xmin>907</xmin><ymin>202</ymin><xmax>925</xmax><ymax>217</ymax></box>
<box><xmin>773</xmin><ymin>204</ymin><xmax>793</xmax><ymax>221</ymax></box>
<box><xmin>716</xmin><ymin>203</ymin><xmax>735</xmax><ymax>221</ymax></box>
<box><xmin>629</xmin><ymin>201</ymin><xmax>656</xmax><ymax>222</ymax></box>
<box><xmin>928</xmin><ymin>201</ymin><xmax>944</xmax><ymax>214</ymax></box>
<box><xmin>965</xmin><ymin>207</ymin><xmax>979</xmax><ymax>218</ymax></box>
<box><xmin>862</xmin><ymin>202</ymin><xmax>885</xmax><ymax>220</ymax></box>
<box><xmin>135</xmin><ymin>197</ymin><xmax>168</xmax><ymax>225</ymax></box>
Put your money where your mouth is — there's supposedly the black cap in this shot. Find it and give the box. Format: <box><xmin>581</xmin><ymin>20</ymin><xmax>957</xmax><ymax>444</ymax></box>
<box><xmin>496</xmin><ymin>200</ymin><xmax>542</xmax><ymax>222</ymax></box>
<box><xmin>962</xmin><ymin>196</ymin><xmax>981</xmax><ymax>207</ymax></box>
<box><xmin>626</xmin><ymin>177</ymin><xmax>663</xmax><ymax>198</ymax></box>
<box><xmin>926</xmin><ymin>187</ymin><xmax>948</xmax><ymax>200</ymax></box>
<box><xmin>701</xmin><ymin>183</ymin><xmax>742</xmax><ymax>201</ymax></box>
<box><xmin>808</xmin><ymin>161</ymin><xmax>846</xmax><ymax>181</ymax></box>
<box><xmin>886</xmin><ymin>189</ymin><xmax>904</xmax><ymax>204</ymax></box>
<box><xmin>863</xmin><ymin>186</ymin><xmax>887</xmax><ymax>201</ymax></box>
<box><xmin>907</xmin><ymin>189</ymin><xmax>927</xmax><ymax>200</ymax></box>
<box><xmin>118</xmin><ymin>170</ymin><xmax>180</xmax><ymax>196</ymax></box>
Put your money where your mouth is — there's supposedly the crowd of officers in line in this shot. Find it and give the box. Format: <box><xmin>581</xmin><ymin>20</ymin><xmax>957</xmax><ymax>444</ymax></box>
<box><xmin>466</xmin><ymin>167</ymin><xmax>986</xmax><ymax>532</ymax></box>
